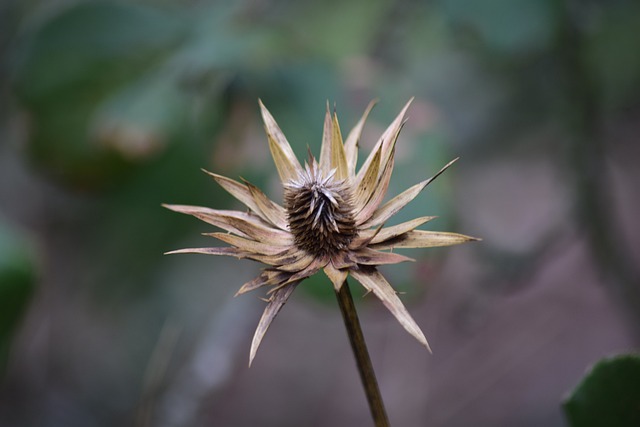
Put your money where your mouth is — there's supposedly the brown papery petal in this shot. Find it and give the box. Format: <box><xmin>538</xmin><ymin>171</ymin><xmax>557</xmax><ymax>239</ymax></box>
<box><xmin>369</xmin><ymin>216</ymin><xmax>437</xmax><ymax>245</ymax></box>
<box><xmin>205</xmin><ymin>232</ymin><xmax>289</xmax><ymax>256</ymax></box>
<box><xmin>277</xmin><ymin>255</ymin><xmax>328</xmax><ymax>285</ymax></box>
<box><xmin>330</xmin><ymin>251</ymin><xmax>357</xmax><ymax>269</ymax></box>
<box><xmin>267</xmin><ymin>134</ymin><xmax>301</xmax><ymax>184</ymax></box>
<box><xmin>319</xmin><ymin>103</ymin><xmax>333</xmax><ymax>176</ymax></box>
<box><xmin>330</xmin><ymin>112</ymin><xmax>349</xmax><ymax>180</ymax></box>
<box><xmin>319</xmin><ymin>104</ymin><xmax>349</xmax><ymax>180</ymax></box>
<box><xmin>324</xmin><ymin>262</ymin><xmax>348</xmax><ymax>290</ymax></box>
<box><xmin>356</xmin><ymin>98</ymin><xmax>412</xmax><ymax>184</ymax></box>
<box><xmin>248</xmin><ymin>248</ymin><xmax>310</xmax><ymax>268</ymax></box>
<box><xmin>242</xmin><ymin>179</ymin><xmax>289</xmax><ymax>230</ymax></box>
<box><xmin>164</xmin><ymin>247</ymin><xmax>244</xmax><ymax>257</ymax></box>
<box><xmin>355</xmin><ymin>146</ymin><xmax>396</xmax><ymax>225</ymax></box>
<box><xmin>162</xmin><ymin>204</ymin><xmax>259</xmax><ymax>237</ymax></box>
<box><xmin>350</xmin><ymin>267</ymin><xmax>430</xmax><ymax>351</ymax></box>
<box><xmin>274</xmin><ymin>251</ymin><xmax>315</xmax><ymax>272</ymax></box>
<box><xmin>353</xmin><ymin>144</ymin><xmax>381</xmax><ymax>209</ymax></box>
<box><xmin>215</xmin><ymin>214</ymin><xmax>291</xmax><ymax>244</ymax></box>
<box><xmin>250</xmin><ymin>282</ymin><xmax>299</xmax><ymax>366</ymax></box>
<box><xmin>236</xmin><ymin>270</ymin><xmax>291</xmax><ymax>296</ymax></box>
<box><xmin>202</xmin><ymin>170</ymin><xmax>263</xmax><ymax>218</ymax></box>
<box><xmin>371</xmin><ymin>230</ymin><xmax>480</xmax><ymax>250</ymax></box>
<box><xmin>259</xmin><ymin>100</ymin><xmax>302</xmax><ymax>183</ymax></box>
<box><xmin>362</xmin><ymin>158</ymin><xmax>459</xmax><ymax>228</ymax></box>
<box><xmin>344</xmin><ymin>100</ymin><xmax>377</xmax><ymax>177</ymax></box>
<box><xmin>352</xmin><ymin>247</ymin><xmax>414</xmax><ymax>265</ymax></box>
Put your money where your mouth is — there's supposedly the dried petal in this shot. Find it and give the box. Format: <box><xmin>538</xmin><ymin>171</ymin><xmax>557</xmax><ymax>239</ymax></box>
<box><xmin>163</xmin><ymin>204</ymin><xmax>252</xmax><ymax>237</ymax></box>
<box><xmin>248</xmin><ymin>248</ymin><xmax>311</xmax><ymax>268</ymax></box>
<box><xmin>202</xmin><ymin>170</ymin><xmax>262</xmax><ymax>216</ymax></box>
<box><xmin>205</xmin><ymin>232</ymin><xmax>288</xmax><ymax>255</ymax></box>
<box><xmin>330</xmin><ymin>112</ymin><xmax>349</xmax><ymax>180</ymax></box>
<box><xmin>371</xmin><ymin>230</ymin><xmax>480</xmax><ymax>250</ymax></box>
<box><xmin>331</xmin><ymin>251</ymin><xmax>357</xmax><ymax>269</ymax></box>
<box><xmin>204</xmin><ymin>170</ymin><xmax>288</xmax><ymax>231</ymax></box>
<box><xmin>353</xmin><ymin>144</ymin><xmax>380</xmax><ymax>209</ymax></box>
<box><xmin>236</xmin><ymin>270</ymin><xmax>290</xmax><ymax>296</ymax></box>
<box><xmin>350</xmin><ymin>267</ymin><xmax>430</xmax><ymax>351</ymax></box>
<box><xmin>363</xmin><ymin>158</ymin><xmax>458</xmax><ymax>228</ymax></box>
<box><xmin>274</xmin><ymin>251</ymin><xmax>315</xmax><ymax>272</ymax></box>
<box><xmin>323</xmin><ymin>262</ymin><xmax>348</xmax><ymax>290</ymax></box>
<box><xmin>355</xmin><ymin>144</ymin><xmax>396</xmax><ymax>225</ymax></box>
<box><xmin>356</xmin><ymin>98</ymin><xmax>412</xmax><ymax>184</ymax></box>
<box><xmin>319</xmin><ymin>103</ymin><xmax>333</xmax><ymax>174</ymax></box>
<box><xmin>319</xmin><ymin>104</ymin><xmax>349</xmax><ymax>180</ymax></box>
<box><xmin>242</xmin><ymin>179</ymin><xmax>289</xmax><ymax>230</ymax></box>
<box><xmin>344</xmin><ymin>100</ymin><xmax>376</xmax><ymax>176</ymax></box>
<box><xmin>348</xmin><ymin>223</ymin><xmax>385</xmax><ymax>250</ymax></box>
<box><xmin>370</xmin><ymin>216</ymin><xmax>437</xmax><ymax>244</ymax></box>
<box><xmin>259</xmin><ymin>100</ymin><xmax>303</xmax><ymax>183</ymax></box>
<box><xmin>250</xmin><ymin>282</ymin><xmax>299</xmax><ymax>366</ymax></box>
<box><xmin>352</xmin><ymin>247</ymin><xmax>414</xmax><ymax>265</ymax></box>
<box><xmin>280</xmin><ymin>255</ymin><xmax>328</xmax><ymax>284</ymax></box>
<box><xmin>164</xmin><ymin>247</ymin><xmax>244</xmax><ymax>257</ymax></box>
<box><xmin>213</xmin><ymin>213</ymin><xmax>291</xmax><ymax>243</ymax></box>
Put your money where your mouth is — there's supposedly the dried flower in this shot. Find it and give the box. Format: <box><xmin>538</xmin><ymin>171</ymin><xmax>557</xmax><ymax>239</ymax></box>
<box><xmin>164</xmin><ymin>99</ymin><xmax>478</xmax><ymax>364</ymax></box>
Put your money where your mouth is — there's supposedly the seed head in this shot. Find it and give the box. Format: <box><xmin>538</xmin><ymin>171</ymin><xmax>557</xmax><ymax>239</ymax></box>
<box><xmin>284</xmin><ymin>161</ymin><xmax>357</xmax><ymax>257</ymax></box>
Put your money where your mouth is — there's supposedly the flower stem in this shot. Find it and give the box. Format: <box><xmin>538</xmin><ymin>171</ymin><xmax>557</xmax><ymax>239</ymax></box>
<box><xmin>335</xmin><ymin>279</ymin><xmax>390</xmax><ymax>427</ymax></box>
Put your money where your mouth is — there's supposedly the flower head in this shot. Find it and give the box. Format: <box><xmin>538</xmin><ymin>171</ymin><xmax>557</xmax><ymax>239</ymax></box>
<box><xmin>164</xmin><ymin>99</ymin><xmax>478</xmax><ymax>364</ymax></box>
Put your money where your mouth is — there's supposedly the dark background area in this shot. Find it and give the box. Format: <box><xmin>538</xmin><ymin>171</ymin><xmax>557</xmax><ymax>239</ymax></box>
<box><xmin>1</xmin><ymin>0</ymin><xmax>639</xmax><ymax>426</ymax></box>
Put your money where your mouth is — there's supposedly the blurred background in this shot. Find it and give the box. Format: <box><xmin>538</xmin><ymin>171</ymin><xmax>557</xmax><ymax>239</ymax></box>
<box><xmin>1</xmin><ymin>0</ymin><xmax>639</xmax><ymax>426</ymax></box>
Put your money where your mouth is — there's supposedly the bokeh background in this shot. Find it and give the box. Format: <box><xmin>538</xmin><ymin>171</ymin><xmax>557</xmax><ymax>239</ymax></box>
<box><xmin>1</xmin><ymin>0</ymin><xmax>639</xmax><ymax>426</ymax></box>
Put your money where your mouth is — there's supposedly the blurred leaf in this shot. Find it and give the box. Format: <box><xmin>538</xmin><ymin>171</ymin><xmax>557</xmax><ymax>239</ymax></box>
<box><xmin>440</xmin><ymin>0</ymin><xmax>558</xmax><ymax>54</ymax></box>
<box><xmin>283</xmin><ymin>0</ymin><xmax>388</xmax><ymax>59</ymax></box>
<box><xmin>586</xmin><ymin>4</ymin><xmax>640</xmax><ymax>109</ymax></box>
<box><xmin>13</xmin><ymin>1</ymin><xmax>183</xmax><ymax>102</ymax></box>
<box><xmin>91</xmin><ymin>67</ymin><xmax>190</xmax><ymax>161</ymax></box>
<box><xmin>176</xmin><ymin>3</ymin><xmax>281</xmax><ymax>72</ymax></box>
<box><xmin>564</xmin><ymin>354</ymin><xmax>640</xmax><ymax>427</ymax></box>
<box><xmin>11</xmin><ymin>1</ymin><xmax>184</xmax><ymax>188</ymax></box>
<box><xmin>0</xmin><ymin>218</ymin><xmax>37</xmax><ymax>374</ymax></box>
<box><xmin>86</xmin><ymin>137</ymin><xmax>218</xmax><ymax>299</ymax></box>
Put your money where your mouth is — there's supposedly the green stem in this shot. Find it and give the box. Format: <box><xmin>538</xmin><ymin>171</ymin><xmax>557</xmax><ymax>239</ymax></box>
<box><xmin>335</xmin><ymin>279</ymin><xmax>390</xmax><ymax>427</ymax></box>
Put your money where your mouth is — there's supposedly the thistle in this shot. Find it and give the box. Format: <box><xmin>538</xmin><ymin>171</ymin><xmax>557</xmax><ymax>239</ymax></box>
<box><xmin>164</xmin><ymin>99</ymin><xmax>478</xmax><ymax>366</ymax></box>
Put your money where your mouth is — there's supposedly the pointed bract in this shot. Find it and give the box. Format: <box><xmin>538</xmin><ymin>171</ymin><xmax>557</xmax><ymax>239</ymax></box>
<box><xmin>370</xmin><ymin>216</ymin><xmax>437</xmax><ymax>245</ymax></box>
<box><xmin>259</xmin><ymin>100</ymin><xmax>303</xmax><ymax>183</ymax></box>
<box><xmin>250</xmin><ymin>282</ymin><xmax>299</xmax><ymax>366</ymax></box>
<box><xmin>371</xmin><ymin>230</ymin><xmax>480</xmax><ymax>250</ymax></box>
<box><xmin>355</xmin><ymin>143</ymin><xmax>396</xmax><ymax>225</ymax></box>
<box><xmin>356</xmin><ymin>98</ymin><xmax>412</xmax><ymax>184</ymax></box>
<box><xmin>319</xmin><ymin>103</ymin><xmax>349</xmax><ymax>180</ymax></box>
<box><xmin>363</xmin><ymin>157</ymin><xmax>458</xmax><ymax>228</ymax></box>
<box><xmin>344</xmin><ymin>100</ymin><xmax>376</xmax><ymax>176</ymax></box>
<box><xmin>205</xmin><ymin>232</ymin><xmax>288</xmax><ymax>255</ymax></box>
<box><xmin>242</xmin><ymin>179</ymin><xmax>289</xmax><ymax>230</ymax></box>
<box><xmin>353</xmin><ymin>146</ymin><xmax>381</xmax><ymax>209</ymax></box>
<box><xmin>324</xmin><ymin>262</ymin><xmax>349</xmax><ymax>291</ymax></box>
<box><xmin>236</xmin><ymin>270</ymin><xmax>290</xmax><ymax>296</ymax></box>
<box><xmin>352</xmin><ymin>247</ymin><xmax>415</xmax><ymax>265</ymax></box>
<box><xmin>203</xmin><ymin>170</ymin><xmax>262</xmax><ymax>215</ymax></box>
<box><xmin>351</xmin><ymin>267</ymin><xmax>431</xmax><ymax>351</ymax></box>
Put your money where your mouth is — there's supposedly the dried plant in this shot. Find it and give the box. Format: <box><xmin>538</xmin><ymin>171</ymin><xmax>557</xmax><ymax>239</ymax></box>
<box><xmin>165</xmin><ymin>99</ymin><xmax>477</xmax><ymax>364</ymax></box>
<box><xmin>164</xmin><ymin>99</ymin><xmax>479</xmax><ymax>425</ymax></box>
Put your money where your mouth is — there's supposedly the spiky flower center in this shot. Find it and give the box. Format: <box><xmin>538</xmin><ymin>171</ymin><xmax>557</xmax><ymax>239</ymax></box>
<box><xmin>284</xmin><ymin>166</ymin><xmax>357</xmax><ymax>257</ymax></box>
